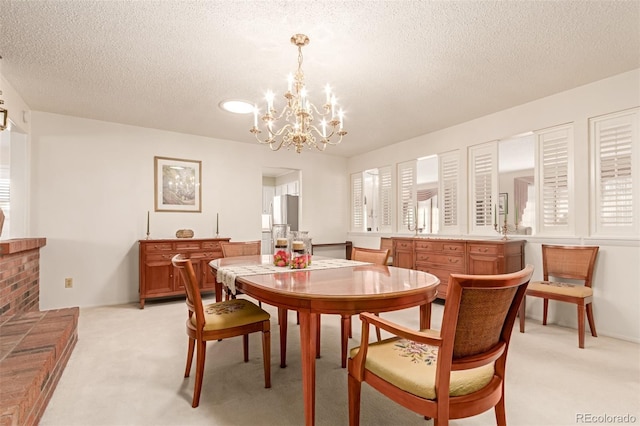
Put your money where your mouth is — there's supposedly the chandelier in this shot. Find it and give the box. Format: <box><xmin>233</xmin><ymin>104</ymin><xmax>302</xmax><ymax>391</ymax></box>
<box><xmin>250</xmin><ymin>34</ymin><xmax>347</xmax><ymax>153</ymax></box>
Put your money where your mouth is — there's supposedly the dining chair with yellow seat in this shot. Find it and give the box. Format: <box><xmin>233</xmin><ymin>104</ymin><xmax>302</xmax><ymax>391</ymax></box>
<box><xmin>351</xmin><ymin>246</ymin><xmax>390</xmax><ymax>265</ymax></box>
<box><xmin>220</xmin><ymin>240</ymin><xmax>262</xmax><ymax>302</ymax></box>
<box><xmin>220</xmin><ymin>240</ymin><xmax>262</xmax><ymax>257</ymax></box>
<box><xmin>172</xmin><ymin>254</ymin><xmax>271</xmax><ymax>408</ymax></box>
<box><xmin>286</xmin><ymin>246</ymin><xmax>391</xmax><ymax>368</ymax></box>
<box><xmin>335</xmin><ymin>246</ymin><xmax>390</xmax><ymax>368</ymax></box>
<box><xmin>348</xmin><ymin>265</ymin><xmax>534</xmax><ymax>426</ymax></box>
<box><xmin>379</xmin><ymin>237</ymin><xmax>394</xmax><ymax>266</ymax></box>
<box><xmin>519</xmin><ymin>244</ymin><xmax>599</xmax><ymax>348</ymax></box>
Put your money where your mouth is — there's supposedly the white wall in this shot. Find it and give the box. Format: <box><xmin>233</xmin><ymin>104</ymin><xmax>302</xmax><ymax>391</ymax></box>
<box><xmin>347</xmin><ymin>69</ymin><xmax>640</xmax><ymax>343</ymax></box>
<box><xmin>30</xmin><ymin>112</ymin><xmax>348</xmax><ymax>309</ymax></box>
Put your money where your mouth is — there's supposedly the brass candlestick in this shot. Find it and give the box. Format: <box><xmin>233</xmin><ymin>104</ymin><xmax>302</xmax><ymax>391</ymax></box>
<box><xmin>407</xmin><ymin>206</ymin><xmax>419</xmax><ymax>236</ymax></box>
<box><xmin>146</xmin><ymin>211</ymin><xmax>151</xmax><ymax>239</ymax></box>
<box><xmin>494</xmin><ymin>214</ymin><xmax>509</xmax><ymax>240</ymax></box>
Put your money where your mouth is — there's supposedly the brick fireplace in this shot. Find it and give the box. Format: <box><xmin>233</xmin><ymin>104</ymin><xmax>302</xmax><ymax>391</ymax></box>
<box><xmin>0</xmin><ymin>238</ymin><xmax>79</xmax><ymax>426</ymax></box>
<box><xmin>0</xmin><ymin>238</ymin><xmax>45</xmax><ymax>318</ymax></box>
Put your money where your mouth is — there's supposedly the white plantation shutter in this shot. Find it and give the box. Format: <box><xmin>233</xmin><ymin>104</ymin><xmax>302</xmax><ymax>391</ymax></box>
<box><xmin>378</xmin><ymin>166</ymin><xmax>393</xmax><ymax>232</ymax></box>
<box><xmin>0</xmin><ymin>171</ymin><xmax>8</xmax><ymax>206</ymax></box>
<box><xmin>468</xmin><ymin>142</ymin><xmax>498</xmax><ymax>234</ymax></box>
<box><xmin>351</xmin><ymin>172</ymin><xmax>365</xmax><ymax>232</ymax></box>
<box><xmin>438</xmin><ymin>150</ymin><xmax>461</xmax><ymax>233</ymax></box>
<box><xmin>0</xmin><ymin>166</ymin><xmax>9</xmax><ymax>231</ymax></box>
<box><xmin>591</xmin><ymin>108</ymin><xmax>639</xmax><ymax>236</ymax></box>
<box><xmin>397</xmin><ymin>160</ymin><xmax>417</xmax><ymax>233</ymax></box>
<box><xmin>536</xmin><ymin>124</ymin><xmax>574</xmax><ymax>235</ymax></box>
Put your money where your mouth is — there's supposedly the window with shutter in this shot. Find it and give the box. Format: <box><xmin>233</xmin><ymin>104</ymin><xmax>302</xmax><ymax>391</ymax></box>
<box><xmin>439</xmin><ymin>150</ymin><xmax>460</xmax><ymax>233</ymax></box>
<box><xmin>591</xmin><ymin>108</ymin><xmax>639</xmax><ymax>236</ymax></box>
<box><xmin>350</xmin><ymin>172</ymin><xmax>364</xmax><ymax>232</ymax></box>
<box><xmin>0</xmin><ymin>138</ymin><xmax>9</xmax><ymax>237</ymax></box>
<box><xmin>0</xmin><ymin>167</ymin><xmax>8</xmax><ymax>232</ymax></box>
<box><xmin>397</xmin><ymin>160</ymin><xmax>417</xmax><ymax>233</ymax></box>
<box><xmin>378</xmin><ymin>166</ymin><xmax>392</xmax><ymax>232</ymax></box>
<box><xmin>351</xmin><ymin>166</ymin><xmax>393</xmax><ymax>233</ymax></box>
<box><xmin>536</xmin><ymin>124</ymin><xmax>573</xmax><ymax>235</ymax></box>
<box><xmin>468</xmin><ymin>142</ymin><xmax>498</xmax><ymax>234</ymax></box>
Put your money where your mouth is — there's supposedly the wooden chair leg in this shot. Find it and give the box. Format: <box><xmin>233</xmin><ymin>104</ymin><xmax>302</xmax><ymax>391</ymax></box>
<box><xmin>348</xmin><ymin>373</ymin><xmax>362</xmax><ymax>426</ymax></box>
<box><xmin>586</xmin><ymin>303</ymin><xmax>598</xmax><ymax>337</ymax></box>
<box><xmin>215</xmin><ymin>281</ymin><xmax>223</xmax><ymax>302</ymax></box>
<box><xmin>278</xmin><ymin>307</ymin><xmax>288</xmax><ymax>368</ymax></box>
<box><xmin>495</xmin><ymin>394</ymin><xmax>507</xmax><ymax>426</ymax></box>
<box><xmin>262</xmin><ymin>327</ymin><xmax>271</xmax><ymax>388</ymax></box>
<box><xmin>578</xmin><ymin>303</ymin><xmax>586</xmax><ymax>348</ymax></box>
<box><xmin>243</xmin><ymin>334</ymin><xmax>249</xmax><ymax>362</ymax></box>
<box><xmin>542</xmin><ymin>298</ymin><xmax>549</xmax><ymax>325</ymax></box>
<box><xmin>192</xmin><ymin>340</ymin><xmax>206</xmax><ymax>408</ymax></box>
<box><xmin>341</xmin><ymin>314</ymin><xmax>350</xmax><ymax>368</ymax></box>
<box><xmin>519</xmin><ymin>296</ymin><xmax>526</xmax><ymax>333</ymax></box>
<box><xmin>185</xmin><ymin>337</ymin><xmax>195</xmax><ymax>377</ymax></box>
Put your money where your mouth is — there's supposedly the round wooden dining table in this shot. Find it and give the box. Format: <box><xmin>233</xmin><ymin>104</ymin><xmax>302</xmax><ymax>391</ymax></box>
<box><xmin>210</xmin><ymin>255</ymin><xmax>439</xmax><ymax>426</ymax></box>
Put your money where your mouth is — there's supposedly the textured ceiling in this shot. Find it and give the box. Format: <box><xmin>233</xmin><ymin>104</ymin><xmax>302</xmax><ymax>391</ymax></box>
<box><xmin>1</xmin><ymin>0</ymin><xmax>638</xmax><ymax>157</ymax></box>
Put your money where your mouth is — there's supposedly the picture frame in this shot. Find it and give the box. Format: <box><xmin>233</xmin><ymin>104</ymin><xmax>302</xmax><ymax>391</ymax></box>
<box><xmin>499</xmin><ymin>192</ymin><xmax>508</xmax><ymax>216</ymax></box>
<box><xmin>154</xmin><ymin>156</ymin><xmax>202</xmax><ymax>212</ymax></box>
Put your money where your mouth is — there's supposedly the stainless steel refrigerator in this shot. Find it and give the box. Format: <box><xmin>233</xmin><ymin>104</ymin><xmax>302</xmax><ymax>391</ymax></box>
<box><xmin>272</xmin><ymin>194</ymin><xmax>299</xmax><ymax>232</ymax></box>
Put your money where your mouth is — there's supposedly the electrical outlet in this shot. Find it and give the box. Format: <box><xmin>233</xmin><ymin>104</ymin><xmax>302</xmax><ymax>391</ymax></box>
<box><xmin>64</xmin><ymin>278</ymin><xmax>73</xmax><ymax>288</ymax></box>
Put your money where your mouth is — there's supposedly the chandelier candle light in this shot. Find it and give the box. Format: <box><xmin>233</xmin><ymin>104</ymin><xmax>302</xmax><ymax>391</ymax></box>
<box><xmin>251</xmin><ymin>34</ymin><xmax>347</xmax><ymax>153</ymax></box>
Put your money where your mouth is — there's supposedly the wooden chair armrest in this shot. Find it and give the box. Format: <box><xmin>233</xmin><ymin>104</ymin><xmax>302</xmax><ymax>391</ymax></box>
<box><xmin>359</xmin><ymin>312</ymin><xmax>442</xmax><ymax>347</ymax></box>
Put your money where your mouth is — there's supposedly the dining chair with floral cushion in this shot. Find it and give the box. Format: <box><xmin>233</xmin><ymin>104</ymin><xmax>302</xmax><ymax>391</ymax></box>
<box><xmin>316</xmin><ymin>246</ymin><xmax>390</xmax><ymax>368</ymax></box>
<box><xmin>348</xmin><ymin>265</ymin><xmax>534</xmax><ymax>426</ymax></box>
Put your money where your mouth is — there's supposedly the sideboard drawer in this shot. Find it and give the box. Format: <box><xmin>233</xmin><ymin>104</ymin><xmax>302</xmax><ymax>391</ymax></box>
<box><xmin>175</xmin><ymin>241</ymin><xmax>202</xmax><ymax>251</ymax></box>
<box><xmin>145</xmin><ymin>242</ymin><xmax>173</xmax><ymax>252</ymax></box>
<box><xmin>396</xmin><ymin>240</ymin><xmax>413</xmax><ymax>250</ymax></box>
<box><xmin>415</xmin><ymin>241</ymin><xmax>464</xmax><ymax>253</ymax></box>
<box><xmin>144</xmin><ymin>252</ymin><xmax>178</xmax><ymax>262</ymax></box>
<box><xmin>468</xmin><ymin>244</ymin><xmax>499</xmax><ymax>255</ymax></box>
<box><xmin>415</xmin><ymin>240</ymin><xmax>442</xmax><ymax>251</ymax></box>
<box><xmin>415</xmin><ymin>252</ymin><xmax>464</xmax><ymax>267</ymax></box>
<box><xmin>443</xmin><ymin>243</ymin><xmax>464</xmax><ymax>253</ymax></box>
<box><xmin>202</xmin><ymin>241</ymin><xmax>222</xmax><ymax>250</ymax></box>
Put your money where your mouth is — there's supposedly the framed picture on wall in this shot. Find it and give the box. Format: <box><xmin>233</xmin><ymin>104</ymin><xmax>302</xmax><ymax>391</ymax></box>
<box><xmin>154</xmin><ymin>156</ymin><xmax>202</xmax><ymax>212</ymax></box>
<box><xmin>498</xmin><ymin>192</ymin><xmax>508</xmax><ymax>216</ymax></box>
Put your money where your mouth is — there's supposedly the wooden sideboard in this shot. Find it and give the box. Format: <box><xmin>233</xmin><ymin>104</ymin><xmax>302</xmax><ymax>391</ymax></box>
<box><xmin>138</xmin><ymin>237</ymin><xmax>230</xmax><ymax>308</ymax></box>
<box><xmin>392</xmin><ymin>237</ymin><xmax>525</xmax><ymax>298</ymax></box>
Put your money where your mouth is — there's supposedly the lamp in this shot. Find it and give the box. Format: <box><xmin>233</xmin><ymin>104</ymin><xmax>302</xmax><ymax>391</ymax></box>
<box><xmin>0</xmin><ymin>55</ymin><xmax>7</xmax><ymax>131</ymax></box>
<box><xmin>250</xmin><ymin>34</ymin><xmax>347</xmax><ymax>153</ymax></box>
<box><xmin>0</xmin><ymin>102</ymin><xmax>6</xmax><ymax>132</ymax></box>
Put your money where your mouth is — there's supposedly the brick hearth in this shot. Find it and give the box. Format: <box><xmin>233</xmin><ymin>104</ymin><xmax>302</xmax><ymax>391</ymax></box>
<box><xmin>0</xmin><ymin>238</ymin><xmax>79</xmax><ymax>426</ymax></box>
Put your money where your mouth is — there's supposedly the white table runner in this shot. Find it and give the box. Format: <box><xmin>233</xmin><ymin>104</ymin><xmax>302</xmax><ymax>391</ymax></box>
<box><xmin>216</xmin><ymin>258</ymin><xmax>372</xmax><ymax>295</ymax></box>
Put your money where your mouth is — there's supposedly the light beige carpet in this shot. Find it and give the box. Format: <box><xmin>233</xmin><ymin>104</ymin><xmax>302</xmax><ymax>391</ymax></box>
<box><xmin>40</xmin><ymin>296</ymin><xmax>640</xmax><ymax>425</ymax></box>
